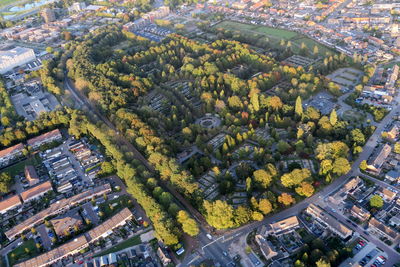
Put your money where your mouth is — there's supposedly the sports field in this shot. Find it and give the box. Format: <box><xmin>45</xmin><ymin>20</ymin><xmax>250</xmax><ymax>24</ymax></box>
<box><xmin>213</xmin><ymin>20</ymin><xmax>334</xmax><ymax>56</ymax></box>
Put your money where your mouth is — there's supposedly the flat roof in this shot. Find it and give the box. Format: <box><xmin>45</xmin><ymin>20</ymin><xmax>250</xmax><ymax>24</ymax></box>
<box><xmin>270</xmin><ymin>216</ymin><xmax>299</xmax><ymax>233</ymax></box>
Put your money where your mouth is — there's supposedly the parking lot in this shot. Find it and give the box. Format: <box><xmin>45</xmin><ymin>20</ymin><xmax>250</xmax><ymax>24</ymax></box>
<box><xmin>132</xmin><ymin>24</ymin><xmax>173</xmax><ymax>42</ymax></box>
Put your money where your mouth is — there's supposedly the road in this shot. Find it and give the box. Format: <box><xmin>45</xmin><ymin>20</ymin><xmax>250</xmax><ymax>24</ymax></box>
<box><xmin>65</xmin><ymin>72</ymin><xmax>400</xmax><ymax>266</ymax></box>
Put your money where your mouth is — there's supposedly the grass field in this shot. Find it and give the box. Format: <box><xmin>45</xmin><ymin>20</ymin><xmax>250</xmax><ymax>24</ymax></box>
<box><xmin>1</xmin><ymin>154</ymin><xmax>41</xmax><ymax>177</ymax></box>
<box><xmin>213</xmin><ymin>20</ymin><xmax>334</xmax><ymax>56</ymax></box>
<box><xmin>8</xmin><ymin>239</ymin><xmax>38</xmax><ymax>266</ymax></box>
<box><xmin>342</xmin><ymin>109</ymin><xmax>365</xmax><ymax>123</ymax></box>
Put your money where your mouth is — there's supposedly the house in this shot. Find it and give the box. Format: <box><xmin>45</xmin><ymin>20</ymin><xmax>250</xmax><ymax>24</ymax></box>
<box><xmin>344</xmin><ymin>176</ymin><xmax>361</xmax><ymax>192</ymax></box>
<box><xmin>5</xmin><ymin>184</ymin><xmax>111</xmax><ymax>240</ymax></box>
<box><xmin>15</xmin><ymin>208</ymin><xmax>133</xmax><ymax>267</ymax></box>
<box><xmin>57</xmin><ymin>181</ymin><xmax>73</xmax><ymax>193</ymax></box>
<box><xmin>50</xmin><ymin>211</ymin><xmax>83</xmax><ymax>238</ymax></box>
<box><xmin>368</xmin><ymin>217</ymin><xmax>399</xmax><ymax>242</ymax></box>
<box><xmin>267</xmin><ymin>216</ymin><xmax>300</xmax><ymax>236</ymax></box>
<box><xmin>255</xmin><ymin>234</ymin><xmax>278</xmax><ymax>260</ymax></box>
<box><xmin>27</xmin><ymin>129</ymin><xmax>62</xmax><ymax>150</ymax></box>
<box><xmin>24</xmin><ymin>165</ymin><xmax>40</xmax><ymax>186</ymax></box>
<box><xmin>350</xmin><ymin>205</ymin><xmax>370</xmax><ymax>222</ymax></box>
<box><xmin>0</xmin><ymin>195</ymin><xmax>22</xmax><ymax>214</ymax></box>
<box><xmin>157</xmin><ymin>247</ymin><xmax>172</xmax><ymax>266</ymax></box>
<box><xmin>385</xmin><ymin>170</ymin><xmax>400</xmax><ymax>182</ymax></box>
<box><xmin>0</xmin><ymin>47</ymin><xmax>36</xmax><ymax>74</ymax></box>
<box><xmin>386</xmin><ymin>124</ymin><xmax>399</xmax><ymax>141</ymax></box>
<box><xmin>389</xmin><ymin>214</ymin><xmax>400</xmax><ymax>227</ymax></box>
<box><xmin>367</xmin><ymin>144</ymin><xmax>392</xmax><ymax>174</ymax></box>
<box><xmin>306</xmin><ymin>204</ymin><xmax>353</xmax><ymax>240</ymax></box>
<box><xmin>0</xmin><ymin>143</ymin><xmax>24</xmax><ymax>166</ymax></box>
<box><xmin>379</xmin><ymin>188</ymin><xmax>397</xmax><ymax>202</ymax></box>
<box><xmin>20</xmin><ymin>181</ymin><xmax>53</xmax><ymax>203</ymax></box>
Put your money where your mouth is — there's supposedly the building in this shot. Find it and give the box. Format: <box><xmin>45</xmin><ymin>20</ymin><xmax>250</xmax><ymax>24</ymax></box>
<box><xmin>20</xmin><ymin>181</ymin><xmax>53</xmax><ymax>203</ymax></box>
<box><xmin>255</xmin><ymin>235</ymin><xmax>278</xmax><ymax>260</ymax></box>
<box><xmin>5</xmin><ymin>184</ymin><xmax>111</xmax><ymax>240</ymax></box>
<box><xmin>15</xmin><ymin>209</ymin><xmax>132</xmax><ymax>267</ymax></box>
<box><xmin>157</xmin><ymin>247</ymin><xmax>172</xmax><ymax>266</ymax></box>
<box><xmin>367</xmin><ymin>144</ymin><xmax>392</xmax><ymax>174</ymax></box>
<box><xmin>378</xmin><ymin>188</ymin><xmax>397</xmax><ymax>202</ymax></box>
<box><xmin>0</xmin><ymin>195</ymin><xmax>22</xmax><ymax>214</ymax></box>
<box><xmin>41</xmin><ymin>8</ymin><xmax>56</xmax><ymax>23</ymax></box>
<box><xmin>385</xmin><ymin>170</ymin><xmax>400</xmax><ymax>182</ymax></box>
<box><xmin>306</xmin><ymin>204</ymin><xmax>353</xmax><ymax>239</ymax></box>
<box><xmin>350</xmin><ymin>205</ymin><xmax>370</xmax><ymax>222</ymax></box>
<box><xmin>0</xmin><ymin>47</ymin><xmax>36</xmax><ymax>74</ymax></box>
<box><xmin>267</xmin><ymin>216</ymin><xmax>300</xmax><ymax>236</ymax></box>
<box><xmin>57</xmin><ymin>181</ymin><xmax>73</xmax><ymax>193</ymax></box>
<box><xmin>69</xmin><ymin>2</ymin><xmax>86</xmax><ymax>12</ymax></box>
<box><xmin>344</xmin><ymin>176</ymin><xmax>361</xmax><ymax>192</ymax></box>
<box><xmin>386</xmin><ymin>124</ymin><xmax>399</xmax><ymax>141</ymax></box>
<box><xmin>24</xmin><ymin>165</ymin><xmax>40</xmax><ymax>186</ymax></box>
<box><xmin>50</xmin><ymin>211</ymin><xmax>83</xmax><ymax>238</ymax></box>
<box><xmin>27</xmin><ymin>129</ymin><xmax>62</xmax><ymax>149</ymax></box>
<box><xmin>0</xmin><ymin>143</ymin><xmax>24</xmax><ymax>166</ymax></box>
<box><xmin>368</xmin><ymin>217</ymin><xmax>399</xmax><ymax>242</ymax></box>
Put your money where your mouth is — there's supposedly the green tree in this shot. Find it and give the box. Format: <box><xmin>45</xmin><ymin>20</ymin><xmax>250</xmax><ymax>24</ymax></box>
<box><xmin>258</xmin><ymin>198</ymin><xmax>272</xmax><ymax>215</ymax></box>
<box><xmin>370</xmin><ymin>195</ymin><xmax>383</xmax><ymax>209</ymax></box>
<box><xmin>359</xmin><ymin>160</ymin><xmax>367</xmax><ymax>171</ymax></box>
<box><xmin>176</xmin><ymin>210</ymin><xmax>199</xmax><ymax>237</ymax></box>
<box><xmin>295</xmin><ymin>96</ymin><xmax>303</xmax><ymax>117</ymax></box>
<box><xmin>253</xmin><ymin>169</ymin><xmax>272</xmax><ymax>189</ymax></box>
<box><xmin>329</xmin><ymin>109</ymin><xmax>337</xmax><ymax>126</ymax></box>
<box><xmin>203</xmin><ymin>200</ymin><xmax>235</xmax><ymax>229</ymax></box>
<box><xmin>316</xmin><ymin>258</ymin><xmax>331</xmax><ymax>267</ymax></box>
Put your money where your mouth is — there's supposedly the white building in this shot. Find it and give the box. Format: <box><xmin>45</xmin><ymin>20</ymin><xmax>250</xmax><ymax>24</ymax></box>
<box><xmin>0</xmin><ymin>47</ymin><xmax>36</xmax><ymax>74</ymax></box>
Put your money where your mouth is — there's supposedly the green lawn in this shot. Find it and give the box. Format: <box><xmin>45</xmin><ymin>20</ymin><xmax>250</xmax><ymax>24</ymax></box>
<box><xmin>1</xmin><ymin>154</ymin><xmax>42</xmax><ymax>177</ymax></box>
<box><xmin>95</xmin><ymin>235</ymin><xmax>141</xmax><ymax>256</ymax></box>
<box><xmin>8</xmin><ymin>239</ymin><xmax>38</xmax><ymax>266</ymax></box>
<box><xmin>99</xmin><ymin>195</ymin><xmax>132</xmax><ymax>218</ymax></box>
<box><xmin>213</xmin><ymin>20</ymin><xmax>335</xmax><ymax>56</ymax></box>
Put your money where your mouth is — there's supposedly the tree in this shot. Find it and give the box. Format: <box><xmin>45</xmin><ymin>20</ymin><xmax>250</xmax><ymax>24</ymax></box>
<box><xmin>278</xmin><ymin>193</ymin><xmax>295</xmax><ymax>206</ymax></box>
<box><xmin>359</xmin><ymin>160</ymin><xmax>367</xmax><ymax>171</ymax></box>
<box><xmin>252</xmin><ymin>211</ymin><xmax>264</xmax><ymax>221</ymax></box>
<box><xmin>316</xmin><ymin>258</ymin><xmax>331</xmax><ymax>267</ymax></box>
<box><xmin>332</xmin><ymin>157</ymin><xmax>351</xmax><ymax>176</ymax></box>
<box><xmin>0</xmin><ymin>172</ymin><xmax>12</xmax><ymax>193</ymax></box>
<box><xmin>203</xmin><ymin>200</ymin><xmax>235</xmax><ymax>229</ymax></box>
<box><xmin>176</xmin><ymin>210</ymin><xmax>199</xmax><ymax>237</ymax></box>
<box><xmin>258</xmin><ymin>198</ymin><xmax>272</xmax><ymax>215</ymax></box>
<box><xmin>394</xmin><ymin>143</ymin><xmax>400</xmax><ymax>154</ymax></box>
<box><xmin>253</xmin><ymin>169</ymin><xmax>272</xmax><ymax>189</ymax></box>
<box><xmin>295</xmin><ymin>182</ymin><xmax>314</xmax><ymax>197</ymax></box>
<box><xmin>370</xmin><ymin>195</ymin><xmax>383</xmax><ymax>209</ymax></box>
<box><xmin>281</xmin><ymin>168</ymin><xmax>311</xmax><ymax>188</ymax></box>
<box><xmin>329</xmin><ymin>109</ymin><xmax>337</xmax><ymax>126</ymax></box>
<box><xmin>277</xmin><ymin>140</ymin><xmax>291</xmax><ymax>153</ymax></box>
<box><xmin>295</xmin><ymin>96</ymin><xmax>303</xmax><ymax>117</ymax></box>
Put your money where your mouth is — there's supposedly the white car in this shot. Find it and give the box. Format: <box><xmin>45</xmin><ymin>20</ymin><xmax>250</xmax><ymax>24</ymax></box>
<box><xmin>206</xmin><ymin>234</ymin><xmax>213</xmax><ymax>240</ymax></box>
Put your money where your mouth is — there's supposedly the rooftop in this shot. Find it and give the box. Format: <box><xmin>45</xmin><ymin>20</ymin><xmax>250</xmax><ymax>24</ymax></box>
<box><xmin>20</xmin><ymin>181</ymin><xmax>52</xmax><ymax>202</ymax></box>
<box><xmin>27</xmin><ymin>129</ymin><xmax>61</xmax><ymax>146</ymax></box>
<box><xmin>0</xmin><ymin>143</ymin><xmax>24</xmax><ymax>159</ymax></box>
<box><xmin>0</xmin><ymin>195</ymin><xmax>22</xmax><ymax>213</ymax></box>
